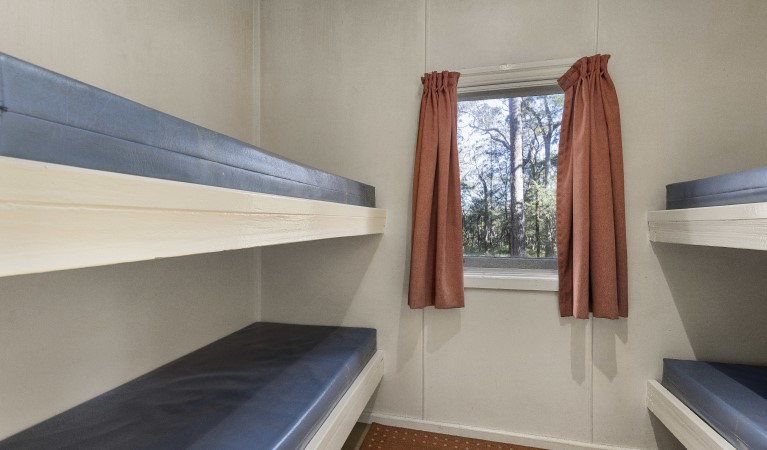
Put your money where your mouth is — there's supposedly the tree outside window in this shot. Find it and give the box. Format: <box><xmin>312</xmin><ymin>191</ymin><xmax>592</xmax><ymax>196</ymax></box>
<box><xmin>458</xmin><ymin>94</ymin><xmax>563</xmax><ymax>266</ymax></box>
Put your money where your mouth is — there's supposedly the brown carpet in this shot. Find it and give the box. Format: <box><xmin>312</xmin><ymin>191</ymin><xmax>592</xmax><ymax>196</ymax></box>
<box><xmin>358</xmin><ymin>423</ymin><xmax>543</xmax><ymax>450</ymax></box>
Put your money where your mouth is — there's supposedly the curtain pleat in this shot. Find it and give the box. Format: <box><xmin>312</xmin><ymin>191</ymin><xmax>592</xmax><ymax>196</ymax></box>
<box><xmin>556</xmin><ymin>55</ymin><xmax>628</xmax><ymax>319</ymax></box>
<box><xmin>408</xmin><ymin>71</ymin><xmax>464</xmax><ymax>309</ymax></box>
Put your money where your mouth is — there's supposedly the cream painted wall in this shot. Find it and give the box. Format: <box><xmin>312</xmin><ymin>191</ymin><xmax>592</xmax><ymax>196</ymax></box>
<box><xmin>593</xmin><ymin>2</ymin><xmax>767</xmax><ymax>448</ymax></box>
<box><xmin>260</xmin><ymin>1</ymin><xmax>767</xmax><ymax>449</ymax></box>
<box><xmin>259</xmin><ymin>0</ymin><xmax>427</xmax><ymax>419</ymax></box>
<box><xmin>0</xmin><ymin>0</ymin><xmax>256</xmax><ymax>143</ymax></box>
<box><xmin>0</xmin><ymin>0</ymin><xmax>260</xmax><ymax>440</ymax></box>
<box><xmin>422</xmin><ymin>0</ymin><xmax>597</xmax><ymax>444</ymax></box>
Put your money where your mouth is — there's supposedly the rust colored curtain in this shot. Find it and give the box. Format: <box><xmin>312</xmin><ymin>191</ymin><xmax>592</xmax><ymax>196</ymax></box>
<box><xmin>408</xmin><ymin>71</ymin><xmax>464</xmax><ymax>309</ymax></box>
<box><xmin>556</xmin><ymin>55</ymin><xmax>628</xmax><ymax>319</ymax></box>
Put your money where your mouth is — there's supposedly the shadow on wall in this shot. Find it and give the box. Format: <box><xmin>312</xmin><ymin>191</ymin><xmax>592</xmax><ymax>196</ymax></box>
<box><xmin>261</xmin><ymin>234</ymin><xmax>383</xmax><ymax>327</ymax></box>
<box><xmin>592</xmin><ymin>314</ymin><xmax>629</xmax><ymax>382</ymax></box>
<box><xmin>425</xmin><ymin>307</ymin><xmax>461</xmax><ymax>353</ymax></box>
<box><xmin>653</xmin><ymin>243</ymin><xmax>767</xmax><ymax>365</ymax></box>
<box><xmin>0</xmin><ymin>248</ymin><xmax>258</xmax><ymax>359</ymax></box>
<box><xmin>424</xmin><ymin>291</ymin><xmax>590</xmax><ymax>387</ymax></box>
<box><xmin>561</xmin><ymin>316</ymin><xmax>589</xmax><ymax>385</ymax></box>
<box><xmin>261</xmin><ymin>232</ymin><xmax>424</xmax><ymax>389</ymax></box>
<box><xmin>648</xmin><ymin>412</ymin><xmax>685</xmax><ymax>450</ymax></box>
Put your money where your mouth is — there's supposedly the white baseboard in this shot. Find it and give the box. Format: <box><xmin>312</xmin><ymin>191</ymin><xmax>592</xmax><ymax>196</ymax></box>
<box><xmin>358</xmin><ymin>412</ymin><xmax>641</xmax><ymax>450</ymax></box>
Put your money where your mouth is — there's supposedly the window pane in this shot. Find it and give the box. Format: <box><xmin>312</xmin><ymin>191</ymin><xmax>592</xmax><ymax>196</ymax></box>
<box><xmin>458</xmin><ymin>94</ymin><xmax>563</xmax><ymax>262</ymax></box>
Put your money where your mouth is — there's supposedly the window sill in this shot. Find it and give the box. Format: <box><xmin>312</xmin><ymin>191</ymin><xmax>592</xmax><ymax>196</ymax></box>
<box><xmin>464</xmin><ymin>268</ymin><xmax>558</xmax><ymax>292</ymax></box>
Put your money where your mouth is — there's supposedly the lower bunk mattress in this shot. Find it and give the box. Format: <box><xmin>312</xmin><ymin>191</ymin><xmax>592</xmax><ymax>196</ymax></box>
<box><xmin>666</xmin><ymin>166</ymin><xmax>767</xmax><ymax>210</ymax></box>
<box><xmin>0</xmin><ymin>322</ymin><xmax>376</xmax><ymax>450</ymax></box>
<box><xmin>662</xmin><ymin>359</ymin><xmax>767</xmax><ymax>450</ymax></box>
<box><xmin>0</xmin><ymin>53</ymin><xmax>375</xmax><ymax>207</ymax></box>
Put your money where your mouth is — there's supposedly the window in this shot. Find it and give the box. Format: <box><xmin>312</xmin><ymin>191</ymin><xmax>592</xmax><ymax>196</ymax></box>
<box><xmin>457</xmin><ymin>74</ymin><xmax>565</xmax><ymax>272</ymax></box>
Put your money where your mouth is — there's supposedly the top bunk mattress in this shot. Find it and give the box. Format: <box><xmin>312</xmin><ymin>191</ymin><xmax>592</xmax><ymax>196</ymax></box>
<box><xmin>666</xmin><ymin>166</ymin><xmax>767</xmax><ymax>210</ymax></box>
<box><xmin>662</xmin><ymin>359</ymin><xmax>767</xmax><ymax>450</ymax></box>
<box><xmin>0</xmin><ymin>53</ymin><xmax>375</xmax><ymax>207</ymax></box>
<box><xmin>0</xmin><ymin>322</ymin><xmax>377</xmax><ymax>450</ymax></box>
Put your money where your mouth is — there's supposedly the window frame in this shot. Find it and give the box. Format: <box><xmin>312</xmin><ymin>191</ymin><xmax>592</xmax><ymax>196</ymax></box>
<box><xmin>457</xmin><ymin>58</ymin><xmax>577</xmax><ymax>291</ymax></box>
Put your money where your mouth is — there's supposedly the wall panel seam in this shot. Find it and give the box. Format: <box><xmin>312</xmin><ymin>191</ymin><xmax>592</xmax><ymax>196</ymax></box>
<box><xmin>252</xmin><ymin>0</ymin><xmax>261</xmax><ymax>146</ymax></box>
<box><xmin>593</xmin><ymin>0</ymin><xmax>600</xmax><ymax>54</ymax></box>
<box><xmin>422</xmin><ymin>309</ymin><xmax>426</xmax><ymax>420</ymax></box>
<box><xmin>589</xmin><ymin>315</ymin><xmax>596</xmax><ymax>443</ymax></box>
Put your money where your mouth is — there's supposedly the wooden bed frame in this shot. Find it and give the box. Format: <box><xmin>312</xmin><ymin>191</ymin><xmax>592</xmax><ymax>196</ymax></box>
<box><xmin>0</xmin><ymin>51</ymin><xmax>387</xmax><ymax>448</ymax></box>
<box><xmin>646</xmin><ymin>380</ymin><xmax>735</xmax><ymax>450</ymax></box>
<box><xmin>0</xmin><ymin>156</ymin><xmax>386</xmax><ymax>277</ymax></box>
<box><xmin>647</xmin><ymin>202</ymin><xmax>766</xmax><ymax>449</ymax></box>
<box><xmin>0</xmin><ymin>155</ymin><xmax>387</xmax><ymax>448</ymax></box>
<box><xmin>307</xmin><ymin>351</ymin><xmax>384</xmax><ymax>449</ymax></box>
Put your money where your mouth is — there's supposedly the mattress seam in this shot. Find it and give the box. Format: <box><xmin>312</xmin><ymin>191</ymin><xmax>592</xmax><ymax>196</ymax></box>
<box><xmin>668</xmin><ymin>185</ymin><xmax>767</xmax><ymax>200</ymax></box>
<box><xmin>0</xmin><ymin>56</ymin><xmax>5</xmax><ymax>108</ymax></box>
<box><xmin>665</xmin><ymin>377</ymin><xmax>731</xmax><ymax>437</ymax></box>
<box><xmin>1</xmin><ymin>80</ymin><xmax>368</xmax><ymax>191</ymax></box>
<box><xmin>665</xmin><ymin>367</ymin><xmax>766</xmax><ymax>447</ymax></box>
<box><xmin>2</xmin><ymin>110</ymin><xmax>371</xmax><ymax>202</ymax></box>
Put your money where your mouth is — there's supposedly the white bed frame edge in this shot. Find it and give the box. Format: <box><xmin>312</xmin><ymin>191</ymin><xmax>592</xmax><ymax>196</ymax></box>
<box><xmin>0</xmin><ymin>156</ymin><xmax>387</xmax><ymax>278</ymax></box>
<box><xmin>647</xmin><ymin>203</ymin><xmax>767</xmax><ymax>250</ymax></box>
<box><xmin>646</xmin><ymin>380</ymin><xmax>735</xmax><ymax>450</ymax></box>
<box><xmin>306</xmin><ymin>350</ymin><xmax>384</xmax><ymax>450</ymax></box>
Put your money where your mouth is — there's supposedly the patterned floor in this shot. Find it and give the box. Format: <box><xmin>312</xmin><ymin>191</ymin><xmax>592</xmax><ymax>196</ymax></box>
<box><xmin>357</xmin><ymin>423</ymin><xmax>543</xmax><ymax>450</ymax></box>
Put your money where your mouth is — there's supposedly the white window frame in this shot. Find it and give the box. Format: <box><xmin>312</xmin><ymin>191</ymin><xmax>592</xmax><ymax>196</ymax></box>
<box><xmin>457</xmin><ymin>58</ymin><xmax>577</xmax><ymax>292</ymax></box>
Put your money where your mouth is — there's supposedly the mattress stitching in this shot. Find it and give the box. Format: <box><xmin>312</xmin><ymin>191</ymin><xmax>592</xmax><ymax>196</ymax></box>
<box><xmin>666</xmin><ymin>367</ymin><xmax>765</xmax><ymax>448</ymax></box>
<box><xmin>0</xmin><ymin>57</ymin><xmax>5</xmax><ymax>113</ymax></box>
<box><xmin>0</xmin><ymin>55</ymin><xmax>373</xmax><ymax>197</ymax></box>
<box><xmin>8</xmin><ymin>109</ymin><xmax>370</xmax><ymax>193</ymax></box>
<box><xmin>666</xmin><ymin>378</ymin><xmax>736</xmax><ymax>445</ymax></box>
<box><xmin>4</xmin><ymin>111</ymin><xmax>372</xmax><ymax>204</ymax></box>
<box><xmin>669</xmin><ymin>185</ymin><xmax>767</xmax><ymax>200</ymax></box>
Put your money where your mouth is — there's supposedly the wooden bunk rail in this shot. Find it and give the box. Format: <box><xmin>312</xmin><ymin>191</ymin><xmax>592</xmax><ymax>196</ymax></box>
<box><xmin>0</xmin><ymin>156</ymin><xmax>387</xmax><ymax>277</ymax></box>
<box><xmin>307</xmin><ymin>351</ymin><xmax>384</xmax><ymax>449</ymax></box>
<box><xmin>646</xmin><ymin>380</ymin><xmax>735</xmax><ymax>450</ymax></box>
<box><xmin>647</xmin><ymin>202</ymin><xmax>767</xmax><ymax>250</ymax></box>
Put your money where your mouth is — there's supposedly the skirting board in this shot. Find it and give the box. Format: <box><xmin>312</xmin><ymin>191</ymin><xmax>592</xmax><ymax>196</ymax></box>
<box><xmin>358</xmin><ymin>412</ymin><xmax>641</xmax><ymax>450</ymax></box>
<box><xmin>306</xmin><ymin>351</ymin><xmax>384</xmax><ymax>450</ymax></box>
<box><xmin>647</xmin><ymin>202</ymin><xmax>767</xmax><ymax>250</ymax></box>
<box><xmin>645</xmin><ymin>380</ymin><xmax>734</xmax><ymax>450</ymax></box>
<box><xmin>0</xmin><ymin>156</ymin><xmax>386</xmax><ymax>277</ymax></box>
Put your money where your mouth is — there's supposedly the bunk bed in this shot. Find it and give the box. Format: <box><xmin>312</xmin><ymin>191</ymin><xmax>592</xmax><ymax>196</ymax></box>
<box><xmin>0</xmin><ymin>323</ymin><xmax>382</xmax><ymax>450</ymax></box>
<box><xmin>648</xmin><ymin>168</ymin><xmax>767</xmax><ymax>251</ymax></box>
<box><xmin>646</xmin><ymin>168</ymin><xmax>767</xmax><ymax>450</ymax></box>
<box><xmin>0</xmin><ymin>52</ymin><xmax>387</xmax><ymax>277</ymax></box>
<box><xmin>0</xmin><ymin>53</ymin><xmax>386</xmax><ymax>449</ymax></box>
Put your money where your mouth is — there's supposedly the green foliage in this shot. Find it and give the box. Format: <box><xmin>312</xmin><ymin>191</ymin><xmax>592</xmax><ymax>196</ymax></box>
<box><xmin>458</xmin><ymin>94</ymin><xmax>563</xmax><ymax>258</ymax></box>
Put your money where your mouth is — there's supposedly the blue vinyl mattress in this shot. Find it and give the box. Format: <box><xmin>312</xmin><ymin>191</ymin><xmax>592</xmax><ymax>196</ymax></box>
<box><xmin>0</xmin><ymin>53</ymin><xmax>375</xmax><ymax>207</ymax></box>
<box><xmin>662</xmin><ymin>359</ymin><xmax>767</xmax><ymax>450</ymax></box>
<box><xmin>0</xmin><ymin>322</ymin><xmax>377</xmax><ymax>450</ymax></box>
<box><xmin>666</xmin><ymin>166</ymin><xmax>767</xmax><ymax>210</ymax></box>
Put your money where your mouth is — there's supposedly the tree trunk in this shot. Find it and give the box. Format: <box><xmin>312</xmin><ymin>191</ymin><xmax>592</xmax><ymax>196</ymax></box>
<box><xmin>509</xmin><ymin>97</ymin><xmax>526</xmax><ymax>257</ymax></box>
<box><xmin>542</xmin><ymin>96</ymin><xmax>558</xmax><ymax>258</ymax></box>
<box><xmin>535</xmin><ymin>196</ymin><xmax>541</xmax><ymax>257</ymax></box>
<box><xmin>544</xmin><ymin>214</ymin><xmax>555</xmax><ymax>257</ymax></box>
<box><xmin>482</xmin><ymin>180</ymin><xmax>491</xmax><ymax>252</ymax></box>
<box><xmin>543</xmin><ymin>97</ymin><xmax>553</xmax><ymax>185</ymax></box>
<box><xmin>473</xmin><ymin>177</ymin><xmax>490</xmax><ymax>253</ymax></box>
<box><xmin>504</xmin><ymin>191</ymin><xmax>511</xmax><ymax>256</ymax></box>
